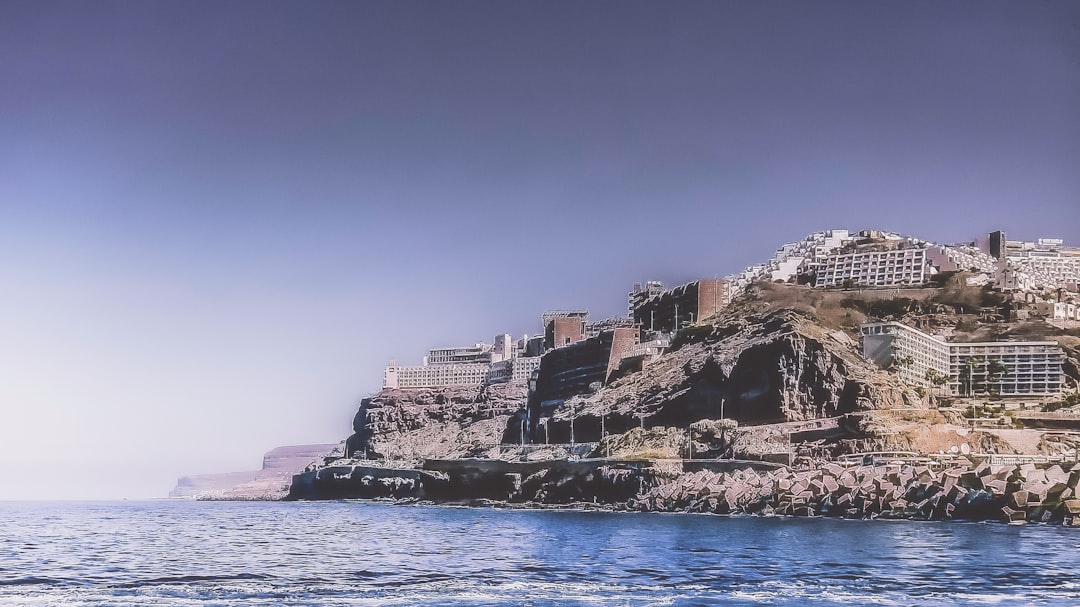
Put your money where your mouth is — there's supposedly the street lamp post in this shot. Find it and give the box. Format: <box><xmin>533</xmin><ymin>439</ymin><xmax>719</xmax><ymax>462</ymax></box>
<box><xmin>570</xmin><ymin>409</ymin><xmax>575</xmax><ymax>450</ymax></box>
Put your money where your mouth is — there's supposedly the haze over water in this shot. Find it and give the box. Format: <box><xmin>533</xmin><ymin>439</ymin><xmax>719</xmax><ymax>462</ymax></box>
<box><xmin>2</xmin><ymin>501</ymin><xmax>1077</xmax><ymax>606</ymax></box>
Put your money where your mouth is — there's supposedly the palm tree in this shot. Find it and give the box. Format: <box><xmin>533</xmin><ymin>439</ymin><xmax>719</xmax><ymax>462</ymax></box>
<box><xmin>924</xmin><ymin>368</ymin><xmax>948</xmax><ymax>398</ymax></box>
<box><xmin>985</xmin><ymin>359</ymin><xmax>1009</xmax><ymax>396</ymax></box>
<box><xmin>961</xmin><ymin>356</ymin><xmax>984</xmax><ymax>397</ymax></box>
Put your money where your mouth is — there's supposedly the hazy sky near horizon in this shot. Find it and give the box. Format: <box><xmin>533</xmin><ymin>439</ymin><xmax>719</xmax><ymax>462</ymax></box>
<box><xmin>1</xmin><ymin>1</ymin><xmax>1078</xmax><ymax>499</ymax></box>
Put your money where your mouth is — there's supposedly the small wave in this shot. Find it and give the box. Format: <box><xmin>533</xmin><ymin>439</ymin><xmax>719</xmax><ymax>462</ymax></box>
<box><xmin>108</xmin><ymin>572</ymin><xmax>270</xmax><ymax>589</ymax></box>
<box><xmin>0</xmin><ymin>576</ymin><xmax>61</xmax><ymax>587</ymax></box>
<box><xmin>348</xmin><ymin>569</ymin><xmax>387</xmax><ymax>580</ymax></box>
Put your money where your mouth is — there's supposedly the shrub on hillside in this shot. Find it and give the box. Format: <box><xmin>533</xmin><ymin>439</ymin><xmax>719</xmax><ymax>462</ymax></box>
<box><xmin>840</xmin><ymin>297</ymin><xmax>916</xmax><ymax>319</ymax></box>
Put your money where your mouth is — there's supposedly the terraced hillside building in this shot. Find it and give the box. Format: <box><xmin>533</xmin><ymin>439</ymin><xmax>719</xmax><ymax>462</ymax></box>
<box><xmin>815</xmin><ymin>240</ymin><xmax>931</xmax><ymax>288</ymax></box>
<box><xmin>861</xmin><ymin>321</ymin><xmax>1065</xmax><ymax>397</ymax></box>
<box><xmin>990</xmin><ymin>232</ymin><xmax>1080</xmax><ymax>291</ymax></box>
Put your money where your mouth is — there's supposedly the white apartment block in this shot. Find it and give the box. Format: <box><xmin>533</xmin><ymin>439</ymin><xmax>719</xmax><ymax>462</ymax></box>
<box><xmin>994</xmin><ymin>234</ymin><xmax>1080</xmax><ymax>291</ymax></box>
<box><xmin>862</xmin><ymin>321</ymin><xmax>950</xmax><ymax>388</ymax></box>
<box><xmin>486</xmin><ymin>356</ymin><xmax>542</xmax><ymax>385</ymax></box>
<box><xmin>384</xmin><ymin>332</ymin><xmax>536</xmax><ymax>389</ymax></box>
<box><xmin>861</xmin><ymin>321</ymin><xmax>1065</xmax><ymax>397</ymax></box>
<box><xmin>425</xmin><ymin>343</ymin><xmax>494</xmax><ymax>365</ymax></box>
<box><xmin>1007</xmin><ymin>256</ymin><xmax>1080</xmax><ymax>290</ymax></box>
<box><xmin>816</xmin><ymin>247</ymin><xmax>929</xmax><ymax>288</ymax></box>
<box><xmin>383</xmin><ymin>362</ymin><xmax>490</xmax><ymax>389</ymax></box>
<box><xmin>926</xmin><ymin>245</ymin><xmax>999</xmax><ymax>276</ymax></box>
<box><xmin>728</xmin><ymin>229</ymin><xmax>853</xmax><ymax>293</ymax></box>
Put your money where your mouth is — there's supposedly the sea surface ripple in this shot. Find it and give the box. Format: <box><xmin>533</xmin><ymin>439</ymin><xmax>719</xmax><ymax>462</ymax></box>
<box><xmin>1</xmin><ymin>500</ymin><xmax>1078</xmax><ymax>606</ymax></box>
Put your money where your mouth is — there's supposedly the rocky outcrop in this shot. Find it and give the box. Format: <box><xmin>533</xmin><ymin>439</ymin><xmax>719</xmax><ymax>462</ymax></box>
<box><xmin>344</xmin><ymin>382</ymin><xmax>527</xmax><ymax>463</ymax></box>
<box><xmin>288</xmin><ymin>458</ymin><xmax>657</xmax><ymax>503</ymax></box>
<box><xmin>534</xmin><ymin>305</ymin><xmax>929</xmax><ymax>451</ymax></box>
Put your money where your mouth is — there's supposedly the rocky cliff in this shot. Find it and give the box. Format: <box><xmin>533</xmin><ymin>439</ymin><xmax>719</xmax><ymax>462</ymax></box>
<box><xmin>344</xmin><ymin>382</ymin><xmax>527</xmax><ymax>463</ymax></box>
<box><xmin>534</xmin><ymin>293</ymin><xmax>930</xmax><ymax>455</ymax></box>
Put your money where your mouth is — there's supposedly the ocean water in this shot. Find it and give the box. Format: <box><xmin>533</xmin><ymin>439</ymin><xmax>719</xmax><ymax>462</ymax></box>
<box><xmin>1</xmin><ymin>500</ymin><xmax>1078</xmax><ymax>606</ymax></box>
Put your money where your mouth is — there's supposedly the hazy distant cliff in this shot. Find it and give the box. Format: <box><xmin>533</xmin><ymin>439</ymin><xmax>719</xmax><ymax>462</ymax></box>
<box><xmin>172</xmin><ymin>444</ymin><xmax>336</xmax><ymax>499</ymax></box>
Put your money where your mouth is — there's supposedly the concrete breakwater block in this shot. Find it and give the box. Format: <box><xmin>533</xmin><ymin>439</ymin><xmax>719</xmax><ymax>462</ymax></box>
<box><xmin>639</xmin><ymin>459</ymin><xmax>1080</xmax><ymax>524</ymax></box>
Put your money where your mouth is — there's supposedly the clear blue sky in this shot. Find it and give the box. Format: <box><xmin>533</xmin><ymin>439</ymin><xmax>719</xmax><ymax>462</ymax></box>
<box><xmin>1</xmin><ymin>1</ymin><xmax>1077</xmax><ymax>499</ymax></box>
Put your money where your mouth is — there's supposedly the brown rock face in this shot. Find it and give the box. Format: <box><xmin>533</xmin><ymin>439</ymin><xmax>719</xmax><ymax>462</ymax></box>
<box><xmin>345</xmin><ymin>382</ymin><xmax>527</xmax><ymax>462</ymax></box>
<box><xmin>536</xmin><ymin>308</ymin><xmax>928</xmax><ymax>443</ymax></box>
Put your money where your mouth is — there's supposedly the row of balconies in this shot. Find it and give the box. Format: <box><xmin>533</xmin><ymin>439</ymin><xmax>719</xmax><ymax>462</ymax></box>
<box><xmin>949</xmin><ymin>348</ymin><xmax>1059</xmax><ymax>356</ymax></box>
<box><xmin>819</xmin><ymin>275</ymin><xmax>923</xmax><ymax>285</ymax></box>
<box><xmin>820</xmin><ymin>272</ymin><xmax>922</xmax><ymax>281</ymax></box>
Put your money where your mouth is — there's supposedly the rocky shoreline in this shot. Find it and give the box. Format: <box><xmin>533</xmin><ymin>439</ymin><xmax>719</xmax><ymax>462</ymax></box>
<box><xmin>287</xmin><ymin>456</ymin><xmax>1080</xmax><ymax>526</ymax></box>
<box><xmin>641</xmin><ymin>459</ymin><xmax>1080</xmax><ymax>524</ymax></box>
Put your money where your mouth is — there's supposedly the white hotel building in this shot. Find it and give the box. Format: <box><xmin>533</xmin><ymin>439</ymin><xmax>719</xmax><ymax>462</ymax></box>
<box><xmin>384</xmin><ymin>334</ymin><xmax>535</xmax><ymax>389</ymax></box>
<box><xmin>861</xmin><ymin>321</ymin><xmax>1065</xmax><ymax>397</ymax></box>
<box><xmin>383</xmin><ymin>362</ymin><xmax>490</xmax><ymax>390</ymax></box>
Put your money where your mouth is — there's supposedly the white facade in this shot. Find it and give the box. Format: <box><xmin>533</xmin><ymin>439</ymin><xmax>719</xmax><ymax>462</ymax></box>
<box><xmin>492</xmin><ymin>333</ymin><xmax>514</xmax><ymax>362</ymax></box>
<box><xmin>1007</xmin><ymin>256</ymin><xmax>1080</xmax><ymax>290</ymax></box>
<box><xmin>816</xmin><ymin>247</ymin><xmax>929</xmax><ymax>288</ymax></box>
<box><xmin>485</xmin><ymin>355</ymin><xmax>542</xmax><ymax>385</ymax></box>
<box><xmin>425</xmin><ymin>343</ymin><xmax>493</xmax><ymax>365</ymax></box>
<box><xmin>926</xmin><ymin>244</ymin><xmax>999</xmax><ymax>275</ymax></box>
<box><xmin>861</xmin><ymin>321</ymin><xmax>1065</xmax><ymax>397</ymax></box>
<box><xmin>384</xmin><ymin>330</ymin><xmax>538</xmax><ymax>390</ymax></box>
<box><xmin>384</xmin><ymin>363</ymin><xmax>490</xmax><ymax>389</ymax></box>
<box><xmin>996</xmin><ymin>235</ymin><xmax>1080</xmax><ymax>291</ymax></box>
<box><xmin>861</xmin><ymin>322</ymin><xmax>950</xmax><ymax>388</ymax></box>
<box><xmin>727</xmin><ymin>229</ymin><xmax>853</xmax><ymax>293</ymax></box>
<box><xmin>511</xmin><ymin>356</ymin><xmax>542</xmax><ymax>383</ymax></box>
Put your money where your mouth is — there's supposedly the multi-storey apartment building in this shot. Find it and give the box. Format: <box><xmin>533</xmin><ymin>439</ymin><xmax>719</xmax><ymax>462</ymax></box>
<box><xmin>385</xmin><ymin>333</ymin><xmax>533</xmax><ymax>389</ymax></box>
<box><xmin>727</xmin><ymin>229</ymin><xmax>852</xmax><ymax>293</ymax></box>
<box><xmin>383</xmin><ymin>362</ymin><xmax>490</xmax><ymax>390</ymax></box>
<box><xmin>926</xmin><ymin>244</ymin><xmax>999</xmax><ymax>276</ymax></box>
<box><xmin>816</xmin><ymin>246</ymin><xmax>930</xmax><ymax>288</ymax></box>
<box><xmin>861</xmin><ymin>321</ymin><xmax>1065</xmax><ymax>397</ymax></box>
<box><xmin>990</xmin><ymin>231</ymin><xmax>1080</xmax><ymax>291</ymax></box>
<box><xmin>486</xmin><ymin>356</ymin><xmax>543</xmax><ymax>385</ymax></box>
<box><xmin>862</xmin><ymin>321</ymin><xmax>950</xmax><ymax>388</ymax></box>
<box><xmin>424</xmin><ymin>343</ymin><xmax>494</xmax><ymax>365</ymax></box>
